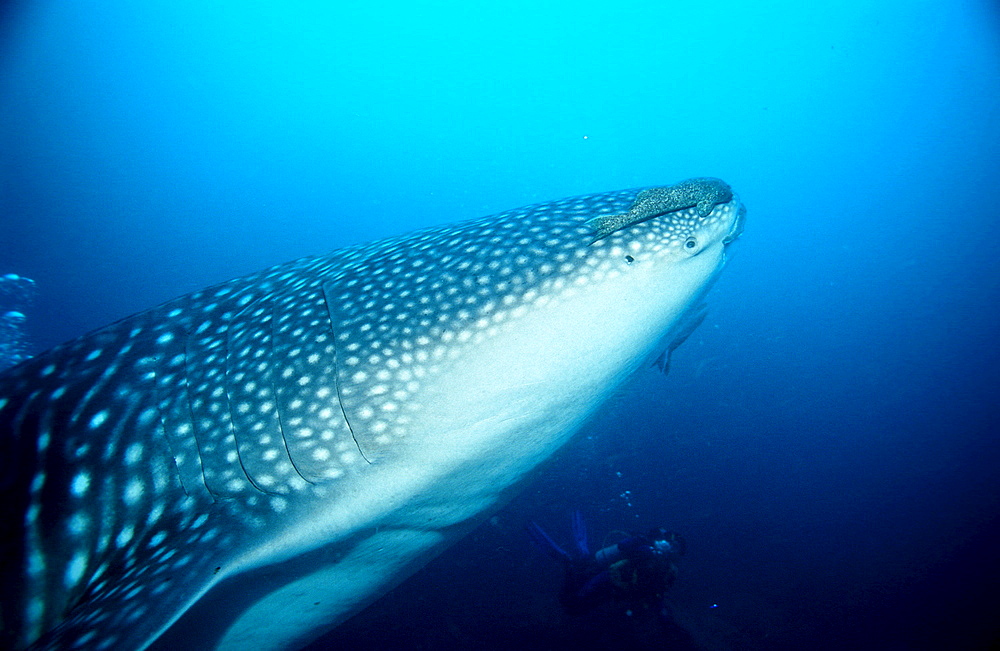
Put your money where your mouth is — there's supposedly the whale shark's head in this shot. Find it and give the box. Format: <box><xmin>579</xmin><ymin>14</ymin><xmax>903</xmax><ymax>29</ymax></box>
<box><xmin>326</xmin><ymin>180</ymin><xmax>745</xmax><ymax>472</ymax></box>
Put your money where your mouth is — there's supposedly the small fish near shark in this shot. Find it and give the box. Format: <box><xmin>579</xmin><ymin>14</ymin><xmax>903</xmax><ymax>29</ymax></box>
<box><xmin>0</xmin><ymin>179</ymin><xmax>745</xmax><ymax>650</ymax></box>
<box><xmin>586</xmin><ymin>177</ymin><xmax>734</xmax><ymax>241</ymax></box>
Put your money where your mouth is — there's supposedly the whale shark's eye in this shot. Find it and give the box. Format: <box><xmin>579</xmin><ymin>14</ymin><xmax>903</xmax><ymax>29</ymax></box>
<box><xmin>684</xmin><ymin>237</ymin><xmax>698</xmax><ymax>250</ymax></box>
<box><xmin>625</xmin><ymin>255</ymin><xmax>634</xmax><ymax>264</ymax></box>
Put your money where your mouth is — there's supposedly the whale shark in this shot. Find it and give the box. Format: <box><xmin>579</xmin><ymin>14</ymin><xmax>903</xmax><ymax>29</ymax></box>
<box><xmin>0</xmin><ymin>179</ymin><xmax>744</xmax><ymax>650</ymax></box>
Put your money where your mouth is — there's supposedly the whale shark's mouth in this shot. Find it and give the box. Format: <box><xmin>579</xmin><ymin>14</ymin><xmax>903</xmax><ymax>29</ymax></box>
<box><xmin>724</xmin><ymin>202</ymin><xmax>746</xmax><ymax>245</ymax></box>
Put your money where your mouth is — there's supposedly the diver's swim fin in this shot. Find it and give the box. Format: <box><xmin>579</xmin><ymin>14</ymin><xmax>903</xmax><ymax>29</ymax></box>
<box><xmin>572</xmin><ymin>510</ymin><xmax>589</xmax><ymax>557</ymax></box>
<box><xmin>526</xmin><ymin>522</ymin><xmax>572</xmax><ymax>562</ymax></box>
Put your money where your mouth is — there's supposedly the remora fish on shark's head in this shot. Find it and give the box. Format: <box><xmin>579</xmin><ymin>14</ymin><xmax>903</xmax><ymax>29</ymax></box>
<box><xmin>0</xmin><ymin>179</ymin><xmax>744</xmax><ymax>650</ymax></box>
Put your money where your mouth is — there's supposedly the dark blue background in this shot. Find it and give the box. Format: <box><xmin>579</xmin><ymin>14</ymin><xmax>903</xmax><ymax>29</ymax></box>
<box><xmin>2</xmin><ymin>1</ymin><xmax>998</xmax><ymax>648</ymax></box>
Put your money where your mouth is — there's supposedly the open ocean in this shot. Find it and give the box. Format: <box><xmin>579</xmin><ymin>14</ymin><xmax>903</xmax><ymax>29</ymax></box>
<box><xmin>2</xmin><ymin>1</ymin><xmax>998</xmax><ymax>649</ymax></box>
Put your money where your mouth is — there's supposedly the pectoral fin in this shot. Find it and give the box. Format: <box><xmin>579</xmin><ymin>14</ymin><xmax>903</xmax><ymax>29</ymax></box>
<box><xmin>652</xmin><ymin>304</ymin><xmax>708</xmax><ymax>375</ymax></box>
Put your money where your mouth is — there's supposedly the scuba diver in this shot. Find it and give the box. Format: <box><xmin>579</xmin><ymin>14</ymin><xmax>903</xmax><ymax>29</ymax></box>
<box><xmin>0</xmin><ymin>273</ymin><xmax>36</xmax><ymax>372</ymax></box>
<box><xmin>527</xmin><ymin>512</ymin><xmax>686</xmax><ymax>616</ymax></box>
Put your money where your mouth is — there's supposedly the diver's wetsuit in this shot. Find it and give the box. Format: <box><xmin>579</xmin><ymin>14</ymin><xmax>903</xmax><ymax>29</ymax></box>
<box><xmin>527</xmin><ymin>515</ymin><xmax>685</xmax><ymax>615</ymax></box>
<box><xmin>527</xmin><ymin>516</ymin><xmax>696</xmax><ymax>649</ymax></box>
<box><xmin>561</xmin><ymin>530</ymin><xmax>682</xmax><ymax>615</ymax></box>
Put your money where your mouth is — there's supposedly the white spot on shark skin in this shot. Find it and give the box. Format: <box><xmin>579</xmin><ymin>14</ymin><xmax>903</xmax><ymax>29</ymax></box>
<box><xmin>68</xmin><ymin>513</ymin><xmax>90</xmax><ymax>536</ymax></box>
<box><xmin>124</xmin><ymin>479</ymin><xmax>144</xmax><ymax>505</ymax></box>
<box><xmin>116</xmin><ymin>526</ymin><xmax>134</xmax><ymax>548</ymax></box>
<box><xmin>70</xmin><ymin>472</ymin><xmax>91</xmax><ymax>497</ymax></box>
<box><xmin>124</xmin><ymin>443</ymin><xmax>144</xmax><ymax>464</ymax></box>
<box><xmin>64</xmin><ymin>552</ymin><xmax>88</xmax><ymax>588</ymax></box>
<box><xmin>89</xmin><ymin>410</ymin><xmax>109</xmax><ymax>428</ymax></box>
<box><xmin>24</xmin><ymin>503</ymin><xmax>40</xmax><ymax>525</ymax></box>
<box><xmin>26</xmin><ymin>596</ymin><xmax>45</xmax><ymax>628</ymax></box>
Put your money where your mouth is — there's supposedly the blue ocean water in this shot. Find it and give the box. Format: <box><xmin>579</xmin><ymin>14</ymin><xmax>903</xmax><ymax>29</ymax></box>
<box><xmin>1</xmin><ymin>1</ymin><xmax>997</xmax><ymax>649</ymax></box>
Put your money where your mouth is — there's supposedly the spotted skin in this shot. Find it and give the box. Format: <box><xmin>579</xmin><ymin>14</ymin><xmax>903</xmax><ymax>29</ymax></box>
<box><xmin>0</xmin><ymin>183</ymin><xmax>744</xmax><ymax>650</ymax></box>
